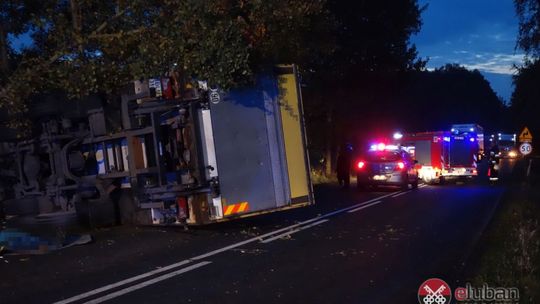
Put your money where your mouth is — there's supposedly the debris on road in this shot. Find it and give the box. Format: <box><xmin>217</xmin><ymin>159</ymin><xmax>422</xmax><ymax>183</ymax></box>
<box><xmin>0</xmin><ymin>229</ymin><xmax>92</xmax><ymax>255</ymax></box>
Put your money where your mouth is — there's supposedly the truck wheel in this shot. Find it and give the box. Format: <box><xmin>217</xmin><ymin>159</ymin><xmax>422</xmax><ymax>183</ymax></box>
<box><xmin>412</xmin><ymin>179</ymin><xmax>419</xmax><ymax>189</ymax></box>
<box><xmin>401</xmin><ymin>182</ymin><xmax>409</xmax><ymax>191</ymax></box>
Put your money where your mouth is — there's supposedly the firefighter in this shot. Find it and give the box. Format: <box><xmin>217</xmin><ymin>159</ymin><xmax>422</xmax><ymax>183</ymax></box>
<box><xmin>488</xmin><ymin>142</ymin><xmax>500</xmax><ymax>180</ymax></box>
<box><xmin>336</xmin><ymin>143</ymin><xmax>353</xmax><ymax>188</ymax></box>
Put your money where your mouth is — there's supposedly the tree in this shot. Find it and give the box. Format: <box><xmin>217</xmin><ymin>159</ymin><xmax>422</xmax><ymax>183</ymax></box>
<box><xmin>516</xmin><ymin>0</ymin><xmax>540</xmax><ymax>57</ymax></box>
<box><xmin>513</xmin><ymin>0</ymin><xmax>540</xmax><ymax>149</ymax></box>
<box><xmin>0</xmin><ymin>0</ymin><xmax>334</xmax><ymax>131</ymax></box>
<box><xmin>399</xmin><ymin>64</ymin><xmax>506</xmax><ymax>132</ymax></box>
<box><xmin>0</xmin><ymin>1</ymin><xmax>43</xmax><ymax>77</ymax></box>
<box><xmin>511</xmin><ymin>60</ymin><xmax>540</xmax><ymax>148</ymax></box>
<box><xmin>303</xmin><ymin>0</ymin><xmax>425</xmax><ymax>175</ymax></box>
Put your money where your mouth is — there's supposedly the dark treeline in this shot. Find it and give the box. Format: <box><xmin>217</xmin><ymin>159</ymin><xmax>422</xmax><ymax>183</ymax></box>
<box><xmin>303</xmin><ymin>0</ymin><xmax>426</xmax><ymax>174</ymax></box>
<box><xmin>303</xmin><ymin>64</ymin><xmax>507</xmax><ymax>173</ymax></box>
<box><xmin>302</xmin><ymin>0</ymin><xmax>509</xmax><ymax>173</ymax></box>
<box><xmin>399</xmin><ymin>64</ymin><xmax>507</xmax><ymax>133</ymax></box>
<box><xmin>511</xmin><ymin>60</ymin><xmax>540</xmax><ymax>150</ymax></box>
<box><xmin>512</xmin><ymin>0</ymin><xmax>540</xmax><ymax>151</ymax></box>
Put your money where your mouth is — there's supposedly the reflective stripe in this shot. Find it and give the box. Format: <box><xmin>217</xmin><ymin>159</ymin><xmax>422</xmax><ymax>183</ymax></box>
<box><xmin>223</xmin><ymin>202</ymin><xmax>249</xmax><ymax>216</ymax></box>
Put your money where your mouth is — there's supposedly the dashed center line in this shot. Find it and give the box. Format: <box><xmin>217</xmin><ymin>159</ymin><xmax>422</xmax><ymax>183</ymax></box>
<box><xmin>260</xmin><ymin>219</ymin><xmax>329</xmax><ymax>243</ymax></box>
<box><xmin>391</xmin><ymin>191</ymin><xmax>410</xmax><ymax>198</ymax></box>
<box><xmin>347</xmin><ymin>200</ymin><xmax>382</xmax><ymax>213</ymax></box>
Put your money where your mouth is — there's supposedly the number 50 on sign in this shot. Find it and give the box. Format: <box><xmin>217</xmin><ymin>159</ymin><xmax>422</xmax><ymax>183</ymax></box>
<box><xmin>520</xmin><ymin>142</ymin><xmax>532</xmax><ymax>156</ymax></box>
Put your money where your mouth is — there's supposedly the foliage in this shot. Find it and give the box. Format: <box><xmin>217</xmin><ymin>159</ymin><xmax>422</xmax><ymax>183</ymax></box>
<box><xmin>325</xmin><ymin>0</ymin><xmax>426</xmax><ymax>77</ymax></box>
<box><xmin>511</xmin><ymin>59</ymin><xmax>540</xmax><ymax>149</ymax></box>
<box><xmin>513</xmin><ymin>1</ymin><xmax>540</xmax><ymax>149</ymax></box>
<box><xmin>0</xmin><ymin>0</ymin><xmax>333</xmax><ymax>130</ymax></box>
<box><xmin>399</xmin><ymin>64</ymin><xmax>507</xmax><ymax>132</ymax></box>
<box><xmin>471</xmin><ymin>159</ymin><xmax>540</xmax><ymax>303</ymax></box>
<box><xmin>301</xmin><ymin>0</ymin><xmax>425</xmax><ymax>174</ymax></box>
<box><xmin>515</xmin><ymin>0</ymin><xmax>540</xmax><ymax>57</ymax></box>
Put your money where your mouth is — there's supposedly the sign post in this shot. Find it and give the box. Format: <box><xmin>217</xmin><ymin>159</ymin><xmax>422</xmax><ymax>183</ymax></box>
<box><xmin>518</xmin><ymin>126</ymin><xmax>533</xmax><ymax>156</ymax></box>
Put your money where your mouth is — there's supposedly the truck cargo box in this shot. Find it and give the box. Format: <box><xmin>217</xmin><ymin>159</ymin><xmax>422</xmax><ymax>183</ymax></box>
<box><xmin>209</xmin><ymin>66</ymin><xmax>313</xmax><ymax>218</ymax></box>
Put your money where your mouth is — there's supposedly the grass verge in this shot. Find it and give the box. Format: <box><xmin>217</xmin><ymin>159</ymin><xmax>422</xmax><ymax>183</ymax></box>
<box><xmin>469</xmin><ymin>158</ymin><xmax>540</xmax><ymax>303</ymax></box>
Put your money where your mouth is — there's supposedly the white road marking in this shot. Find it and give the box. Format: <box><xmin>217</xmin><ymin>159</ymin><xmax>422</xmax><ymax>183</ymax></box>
<box><xmin>391</xmin><ymin>191</ymin><xmax>409</xmax><ymax>198</ymax></box>
<box><xmin>260</xmin><ymin>219</ymin><xmax>329</xmax><ymax>243</ymax></box>
<box><xmin>82</xmin><ymin>262</ymin><xmax>212</xmax><ymax>304</ymax></box>
<box><xmin>419</xmin><ymin>184</ymin><xmax>428</xmax><ymax>188</ymax></box>
<box><xmin>192</xmin><ymin>191</ymin><xmax>401</xmax><ymax>260</ymax></box>
<box><xmin>347</xmin><ymin>201</ymin><xmax>382</xmax><ymax>213</ymax></box>
<box><xmin>53</xmin><ymin>260</ymin><xmax>192</xmax><ymax>304</ymax></box>
<box><xmin>54</xmin><ymin>190</ymin><xmax>402</xmax><ymax>304</ymax></box>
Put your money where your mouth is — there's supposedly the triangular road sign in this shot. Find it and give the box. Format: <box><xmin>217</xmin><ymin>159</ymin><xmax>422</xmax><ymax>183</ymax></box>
<box><xmin>519</xmin><ymin>127</ymin><xmax>533</xmax><ymax>142</ymax></box>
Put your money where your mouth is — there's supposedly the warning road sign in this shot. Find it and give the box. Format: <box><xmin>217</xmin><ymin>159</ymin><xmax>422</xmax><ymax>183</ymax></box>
<box><xmin>519</xmin><ymin>127</ymin><xmax>533</xmax><ymax>142</ymax></box>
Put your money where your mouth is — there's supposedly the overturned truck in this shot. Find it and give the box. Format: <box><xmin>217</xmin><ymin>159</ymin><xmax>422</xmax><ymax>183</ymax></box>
<box><xmin>0</xmin><ymin>65</ymin><xmax>313</xmax><ymax>226</ymax></box>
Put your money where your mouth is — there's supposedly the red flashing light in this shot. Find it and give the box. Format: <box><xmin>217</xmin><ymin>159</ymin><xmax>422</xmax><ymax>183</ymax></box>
<box><xmin>377</xmin><ymin>143</ymin><xmax>386</xmax><ymax>151</ymax></box>
<box><xmin>397</xmin><ymin>162</ymin><xmax>405</xmax><ymax>170</ymax></box>
<box><xmin>357</xmin><ymin>161</ymin><xmax>366</xmax><ymax>169</ymax></box>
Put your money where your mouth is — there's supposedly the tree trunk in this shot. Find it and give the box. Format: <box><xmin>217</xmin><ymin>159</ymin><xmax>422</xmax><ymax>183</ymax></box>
<box><xmin>0</xmin><ymin>24</ymin><xmax>9</xmax><ymax>75</ymax></box>
<box><xmin>324</xmin><ymin>108</ymin><xmax>334</xmax><ymax>176</ymax></box>
<box><xmin>70</xmin><ymin>0</ymin><xmax>83</xmax><ymax>53</ymax></box>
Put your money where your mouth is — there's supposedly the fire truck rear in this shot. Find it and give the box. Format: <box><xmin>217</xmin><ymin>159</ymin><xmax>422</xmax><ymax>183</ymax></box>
<box><xmin>400</xmin><ymin>125</ymin><xmax>482</xmax><ymax>183</ymax></box>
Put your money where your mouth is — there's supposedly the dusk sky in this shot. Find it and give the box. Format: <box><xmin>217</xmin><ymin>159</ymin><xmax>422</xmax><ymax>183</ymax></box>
<box><xmin>412</xmin><ymin>0</ymin><xmax>523</xmax><ymax>103</ymax></box>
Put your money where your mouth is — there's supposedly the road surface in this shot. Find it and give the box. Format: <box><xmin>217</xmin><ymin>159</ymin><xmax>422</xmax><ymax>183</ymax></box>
<box><xmin>0</xmin><ymin>160</ymin><xmax>515</xmax><ymax>304</ymax></box>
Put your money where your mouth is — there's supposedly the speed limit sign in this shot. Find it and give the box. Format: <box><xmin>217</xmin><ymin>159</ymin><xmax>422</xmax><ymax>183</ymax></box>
<box><xmin>520</xmin><ymin>142</ymin><xmax>533</xmax><ymax>156</ymax></box>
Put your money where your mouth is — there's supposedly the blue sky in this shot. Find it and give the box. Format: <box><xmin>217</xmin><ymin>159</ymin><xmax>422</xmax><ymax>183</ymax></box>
<box><xmin>412</xmin><ymin>0</ymin><xmax>523</xmax><ymax>102</ymax></box>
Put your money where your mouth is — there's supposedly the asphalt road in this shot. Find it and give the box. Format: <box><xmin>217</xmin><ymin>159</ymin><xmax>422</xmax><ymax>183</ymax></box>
<box><xmin>0</xmin><ymin>160</ymin><xmax>515</xmax><ymax>304</ymax></box>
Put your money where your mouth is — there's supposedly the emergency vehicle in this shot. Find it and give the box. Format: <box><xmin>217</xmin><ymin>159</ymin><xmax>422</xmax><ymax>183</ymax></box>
<box><xmin>399</xmin><ymin>125</ymin><xmax>482</xmax><ymax>183</ymax></box>
<box><xmin>489</xmin><ymin>133</ymin><xmax>518</xmax><ymax>158</ymax></box>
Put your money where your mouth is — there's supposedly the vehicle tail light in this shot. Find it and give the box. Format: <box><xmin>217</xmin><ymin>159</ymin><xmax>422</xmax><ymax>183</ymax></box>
<box><xmin>357</xmin><ymin>161</ymin><xmax>365</xmax><ymax>169</ymax></box>
<box><xmin>397</xmin><ymin>162</ymin><xmax>405</xmax><ymax>170</ymax></box>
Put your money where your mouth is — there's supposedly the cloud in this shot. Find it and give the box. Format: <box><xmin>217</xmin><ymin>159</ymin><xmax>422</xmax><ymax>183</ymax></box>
<box><xmin>461</xmin><ymin>53</ymin><xmax>525</xmax><ymax>74</ymax></box>
<box><xmin>412</xmin><ymin>0</ymin><xmax>523</xmax><ymax>74</ymax></box>
<box><xmin>423</xmin><ymin>49</ymin><xmax>524</xmax><ymax>75</ymax></box>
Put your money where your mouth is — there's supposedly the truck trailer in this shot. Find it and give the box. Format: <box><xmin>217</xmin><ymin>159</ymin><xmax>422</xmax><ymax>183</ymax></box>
<box><xmin>0</xmin><ymin>65</ymin><xmax>313</xmax><ymax>226</ymax></box>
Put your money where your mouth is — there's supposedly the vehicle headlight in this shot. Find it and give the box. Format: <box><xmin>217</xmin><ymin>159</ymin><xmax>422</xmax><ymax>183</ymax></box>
<box><xmin>509</xmin><ymin>151</ymin><xmax>517</xmax><ymax>158</ymax></box>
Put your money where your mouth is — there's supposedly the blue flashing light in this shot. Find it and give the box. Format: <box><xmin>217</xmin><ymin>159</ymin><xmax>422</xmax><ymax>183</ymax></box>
<box><xmin>443</xmin><ymin>137</ymin><xmax>451</xmax><ymax>142</ymax></box>
<box><xmin>469</xmin><ymin>137</ymin><xmax>475</xmax><ymax>142</ymax></box>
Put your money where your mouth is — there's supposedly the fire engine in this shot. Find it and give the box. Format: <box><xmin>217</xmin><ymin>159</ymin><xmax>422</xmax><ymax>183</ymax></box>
<box><xmin>398</xmin><ymin>124</ymin><xmax>483</xmax><ymax>184</ymax></box>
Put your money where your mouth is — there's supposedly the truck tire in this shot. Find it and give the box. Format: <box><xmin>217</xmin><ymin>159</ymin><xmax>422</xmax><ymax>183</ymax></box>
<box><xmin>411</xmin><ymin>179</ymin><xmax>419</xmax><ymax>189</ymax></box>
